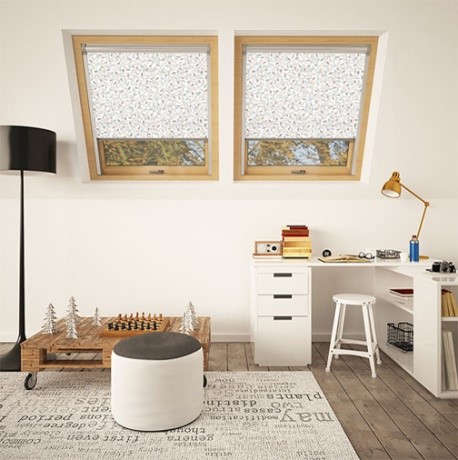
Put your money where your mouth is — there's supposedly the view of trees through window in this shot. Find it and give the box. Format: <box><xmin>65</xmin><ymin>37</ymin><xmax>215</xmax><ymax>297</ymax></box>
<box><xmin>101</xmin><ymin>140</ymin><xmax>206</xmax><ymax>167</ymax></box>
<box><xmin>246</xmin><ymin>139</ymin><xmax>351</xmax><ymax>167</ymax></box>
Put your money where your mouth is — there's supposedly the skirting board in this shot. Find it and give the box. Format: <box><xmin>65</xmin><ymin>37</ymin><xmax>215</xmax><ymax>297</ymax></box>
<box><xmin>0</xmin><ymin>332</ymin><xmax>367</xmax><ymax>343</ymax></box>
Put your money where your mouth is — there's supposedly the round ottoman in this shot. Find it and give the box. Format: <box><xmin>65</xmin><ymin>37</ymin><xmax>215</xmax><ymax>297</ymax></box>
<box><xmin>111</xmin><ymin>331</ymin><xmax>204</xmax><ymax>431</ymax></box>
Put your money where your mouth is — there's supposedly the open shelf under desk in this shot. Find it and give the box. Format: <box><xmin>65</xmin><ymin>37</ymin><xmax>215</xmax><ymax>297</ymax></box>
<box><xmin>442</xmin><ymin>317</ymin><xmax>458</xmax><ymax>322</ymax></box>
<box><xmin>379</xmin><ymin>294</ymin><xmax>413</xmax><ymax>315</ymax></box>
<box><xmin>377</xmin><ymin>339</ymin><xmax>414</xmax><ymax>376</ymax></box>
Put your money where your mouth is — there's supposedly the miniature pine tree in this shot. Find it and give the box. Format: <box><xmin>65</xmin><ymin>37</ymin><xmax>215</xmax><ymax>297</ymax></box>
<box><xmin>93</xmin><ymin>307</ymin><xmax>102</xmax><ymax>326</ymax></box>
<box><xmin>66</xmin><ymin>296</ymin><xmax>80</xmax><ymax>339</ymax></box>
<box><xmin>187</xmin><ymin>301</ymin><xmax>198</xmax><ymax>328</ymax></box>
<box><xmin>180</xmin><ymin>309</ymin><xmax>193</xmax><ymax>334</ymax></box>
<box><xmin>42</xmin><ymin>303</ymin><xmax>57</xmax><ymax>334</ymax></box>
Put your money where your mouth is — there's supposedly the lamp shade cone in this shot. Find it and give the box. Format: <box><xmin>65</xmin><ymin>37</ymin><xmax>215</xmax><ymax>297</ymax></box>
<box><xmin>0</xmin><ymin>125</ymin><xmax>56</xmax><ymax>173</ymax></box>
<box><xmin>381</xmin><ymin>171</ymin><xmax>401</xmax><ymax>198</ymax></box>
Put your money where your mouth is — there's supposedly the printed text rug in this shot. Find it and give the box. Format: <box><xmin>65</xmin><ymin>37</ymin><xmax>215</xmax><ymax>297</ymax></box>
<box><xmin>0</xmin><ymin>371</ymin><xmax>358</xmax><ymax>460</ymax></box>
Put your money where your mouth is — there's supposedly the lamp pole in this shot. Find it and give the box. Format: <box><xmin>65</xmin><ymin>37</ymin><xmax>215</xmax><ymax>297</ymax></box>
<box><xmin>19</xmin><ymin>169</ymin><xmax>26</xmax><ymax>342</ymax></box>
<box><xmin>0</xmin><ymin>170</ymin><xmax>27</xmax><ymax>370</ymax></box>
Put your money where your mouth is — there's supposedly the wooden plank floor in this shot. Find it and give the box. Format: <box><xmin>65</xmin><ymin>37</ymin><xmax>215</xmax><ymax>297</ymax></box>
<box><xmin>2</xmin><ymin>341</ymin><xmax>457</xmax><ymax>459</ymax></box>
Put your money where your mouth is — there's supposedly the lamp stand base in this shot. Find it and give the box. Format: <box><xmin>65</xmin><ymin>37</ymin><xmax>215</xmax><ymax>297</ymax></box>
<box><xmin>0</xmin><ymin>340</ymin><xmax>22</xmax><ymax>371</ymax></box>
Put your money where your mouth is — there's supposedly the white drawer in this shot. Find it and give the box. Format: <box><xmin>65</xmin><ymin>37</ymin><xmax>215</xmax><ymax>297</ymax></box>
<box><xmin>254</xmin><ymin>316</ymin><xmax>310</xmax><ymax>366</ymax></box>
<box><xmin>257</xmin><ymin>294</ymin><xmax>308</xmax><ymax>316</ymax></box>
<box><xmin>257</xmin><ymin>271</ymin><xmax>308</xmax><ymax>294</ymax></box>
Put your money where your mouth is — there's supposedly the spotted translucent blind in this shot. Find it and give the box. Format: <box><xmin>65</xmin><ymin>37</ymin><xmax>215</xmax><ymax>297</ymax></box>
<box><xmin>84</xmin><ymin>46</ymin><xmax>209</xmax><ymax>139</ymax></box>
<box><xmin>244</xmin><ymin>46</ymin><xmax>368</xmax><ymax>139</ymax></box>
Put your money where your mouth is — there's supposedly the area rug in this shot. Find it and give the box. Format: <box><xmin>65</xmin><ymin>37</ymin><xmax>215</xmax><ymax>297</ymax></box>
<box><xmin>0</xmin><ymin>371</ymin><xmax>358</xmax><ymax>460</ymax></box>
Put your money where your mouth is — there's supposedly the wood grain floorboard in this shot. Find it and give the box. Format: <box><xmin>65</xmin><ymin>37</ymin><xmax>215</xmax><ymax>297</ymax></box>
<box><xmin>311</xmin><ymin>343</ymin><xmax>390</xmax><ymax>459</ymax></box>
<box><xmin>3</xmin><ymin>340</ymin><xmax>456</xmax><ymax>459</ymax></box>
<box><xmin>339</xmin><ymin>346</ymin><xmax>457</xmax><ymax>459</ymax></box>
<box><xmin>315</xmin><ymin>342</ymin><xmax>424</xmax><ymax>459</ymax></box>
<box><xmin>349</xmin><ymin>345</ymin><xmax>458</xmax><ymax>457</ymax></box>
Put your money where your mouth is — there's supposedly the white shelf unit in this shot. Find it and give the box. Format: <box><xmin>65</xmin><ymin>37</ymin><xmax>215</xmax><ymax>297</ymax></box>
<box><xmin>376</xmin><ymin>268</ymin><xmax>458</xmax><ymax>399</ymax></box>
<box><xmin>373</xmin><ymin>268</ymin><xmax>415</xmax><ymax>376</ymax></box>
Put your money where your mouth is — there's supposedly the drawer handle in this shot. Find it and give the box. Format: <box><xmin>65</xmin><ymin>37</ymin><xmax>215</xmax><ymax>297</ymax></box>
<box><xmin>273</xmin><ymin>273</ymin><xmax>292</xmax><ymax>277</ymax></box>
<box><xmin>273</xmin><ymin>316</ymin><xmax>293</xmax><ymax>321</ymax></box>
<box><xmin>273</xmin><ymin>294</ymin><xmax>292</xmax><ymax>299</ymax></box>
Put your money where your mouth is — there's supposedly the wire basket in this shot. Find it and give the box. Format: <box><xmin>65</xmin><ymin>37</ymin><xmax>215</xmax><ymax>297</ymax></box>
<box><xmin>387</xmin><ymin>322</ymin><xmax>413</xmax><ymax>352</ymax></box>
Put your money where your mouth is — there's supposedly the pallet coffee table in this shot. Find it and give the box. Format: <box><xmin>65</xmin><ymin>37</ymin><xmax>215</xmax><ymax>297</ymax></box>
<box><xmin>21</xmin><ymin>316</ymin><xmax>211</xmax><ymax>389</ymax></box>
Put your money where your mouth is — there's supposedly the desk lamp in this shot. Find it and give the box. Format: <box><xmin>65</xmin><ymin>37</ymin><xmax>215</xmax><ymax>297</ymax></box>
<box><xmin>381</xmin><ymin>171</ymin><xmax>430</xmax><ymax>239</ymax></box>
<box><xmin>0</xmin><ymin>126</ymin><xmax>56</xmax><ymax>371</ymax></box>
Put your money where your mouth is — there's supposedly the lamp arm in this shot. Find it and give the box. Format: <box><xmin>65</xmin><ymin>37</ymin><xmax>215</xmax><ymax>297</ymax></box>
<box><xmin>400</xmin><ymin>183</ymin><xmax>430</xmax><ymax>239</ymax></box>
<box><xmin>415</xmin><ymin>203</ymin><xmax>429</xmax><ymax>240</ymax></box>
<box><xmin>400</xmin><ymin>183</ymin><xmax>429</xmax><ymax>206</ymax></box>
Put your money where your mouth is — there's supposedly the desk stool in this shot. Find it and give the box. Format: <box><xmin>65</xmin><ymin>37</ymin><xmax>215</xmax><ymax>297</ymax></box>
<box><xmin>325</xmin><ymin>293</ymin><xmax>381</xmax><ymax>378</ymax></box>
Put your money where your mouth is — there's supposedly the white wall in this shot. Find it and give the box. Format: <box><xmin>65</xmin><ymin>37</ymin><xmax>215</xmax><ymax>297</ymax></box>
<box><xmin>0</xmin><ymin>0</ymin><xmax>457</xmax><ymax>341</ymax></box>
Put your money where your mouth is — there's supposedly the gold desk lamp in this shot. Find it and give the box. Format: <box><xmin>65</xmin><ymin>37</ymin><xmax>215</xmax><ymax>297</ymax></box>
<box><xmin>381</xmin><ymin>171</ymin><xmax>430</xmax><ymax>240</ymax></box>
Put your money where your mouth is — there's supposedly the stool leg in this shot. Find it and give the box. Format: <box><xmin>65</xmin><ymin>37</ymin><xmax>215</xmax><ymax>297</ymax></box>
<box><xmin>334</xmin><ymin>303</ymin><xmax>346</xmax><ymax>359</ymax></box>
<box><xmin>369</xmin><ymin>303</ymin><xmax>382</xmax><ymax>365</ymax></box>
<box><xmin>362</xmin><ymin>304</ymin><xmax>377</xmax><ymax>378</ymax></box>
<box><xmin>326</xmin><ymin>302</ymin><xmax>341</xmax><ymax>372</ymax></box>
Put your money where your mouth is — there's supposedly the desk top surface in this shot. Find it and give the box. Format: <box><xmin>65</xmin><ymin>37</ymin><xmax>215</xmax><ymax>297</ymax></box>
<box><xmin>252</xmin><ymin>257</ymin><xmax>457</xmax><ymax>283</ymax></box>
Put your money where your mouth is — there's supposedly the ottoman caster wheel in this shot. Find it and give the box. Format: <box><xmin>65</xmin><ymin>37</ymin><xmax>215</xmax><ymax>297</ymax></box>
<box><xmin>203</xmin><ymin>375</ymin><xmax>207</xmax><ymax>388</ymax></box>
<box><xmin>24</xmin><ymin>372</ymin><xmax>37</xmax><ymax>390</ymax></box>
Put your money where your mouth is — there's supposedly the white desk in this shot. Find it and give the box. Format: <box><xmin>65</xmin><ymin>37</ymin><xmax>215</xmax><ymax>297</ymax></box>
<box><xmin>251</xmin><ymin>257</ymin><xmax>458</xmax><ymax>399</ymax></box>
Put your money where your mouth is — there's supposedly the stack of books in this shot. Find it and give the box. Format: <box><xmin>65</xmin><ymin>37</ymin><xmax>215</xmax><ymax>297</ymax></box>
<box><xmin>441</xmin><ymin>289</ymin><xmax>458</xmax><ymax>317</ymax></box>
<box><xmin>281</xmin><ymin>225</ymin><xmax>311</xmax><ymax>259</ymax></box>
<box><xmin>389</xmin><ymin>288</ymin><xmax>414</xmax><ymax>307</ymax></box>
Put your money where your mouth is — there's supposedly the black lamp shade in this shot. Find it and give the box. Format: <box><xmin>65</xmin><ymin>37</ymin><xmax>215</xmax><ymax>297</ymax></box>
<box><xmin>0</xmin><ymin>125</ymin><xmax>56</xmax><ymax>173</ymax></box>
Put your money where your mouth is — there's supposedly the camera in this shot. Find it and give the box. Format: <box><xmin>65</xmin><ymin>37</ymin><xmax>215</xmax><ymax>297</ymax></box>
<box><xmin>441</xmin><ymin>261</ymin><xmax>456</xmax><ymax>273</ymax></box>
<box><xmin>429</xmin><ymin>261</ymin><xmax>456</xmax><ymax>274</ymax></box>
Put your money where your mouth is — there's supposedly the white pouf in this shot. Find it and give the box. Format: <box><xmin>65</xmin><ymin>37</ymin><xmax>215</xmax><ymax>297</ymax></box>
<box><xmin>111</xmin><ymin>331</ymin><xmax>204</xmax><ymax>431</ymax></box>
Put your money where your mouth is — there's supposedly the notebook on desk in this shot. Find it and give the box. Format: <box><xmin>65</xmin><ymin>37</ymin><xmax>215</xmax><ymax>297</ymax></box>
<box><xmin>318</xmin><ymin>254</ymin><xmax>372</xmax><ymax>263</ymax></box>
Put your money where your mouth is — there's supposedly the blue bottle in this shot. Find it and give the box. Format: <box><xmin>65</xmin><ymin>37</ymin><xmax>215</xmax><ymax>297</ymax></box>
<box><xmin>409</xmin><ymin>235</ymin><xmax>419</xmax><ymax>262</ymax></box>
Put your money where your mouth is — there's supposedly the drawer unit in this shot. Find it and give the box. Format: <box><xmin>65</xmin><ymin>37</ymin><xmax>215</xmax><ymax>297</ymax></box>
<box><xmin>251</xmin><ymin>262</ymin><xmax>312</xmax><ymax>366</ymax></box>
<box><xmin>254</xmin><ymin>316</ymin><xmax>310</xmax><ymax>366</ymax></box>
<box><xmin>257</xmin><ymin>270</ymin><xmax>309</xmax><ymax>295</ymax></box>
<box><xmin>257</xmin><ymin>294</ymin><xmax>308</xmax><ymax>317</ymax></box>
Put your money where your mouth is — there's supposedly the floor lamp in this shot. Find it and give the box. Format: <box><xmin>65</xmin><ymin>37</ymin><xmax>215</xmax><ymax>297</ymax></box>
<box><xmin>0</xmin><ymin>126</ymin><xmax>56</xmax><ymax>371</ymax></box>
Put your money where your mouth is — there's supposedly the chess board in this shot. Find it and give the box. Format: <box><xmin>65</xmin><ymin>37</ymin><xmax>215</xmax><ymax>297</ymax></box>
<box><xmin>99</xmin><ymin>313</ymin><xmax>169</xmax><ymax>337</ymax></box>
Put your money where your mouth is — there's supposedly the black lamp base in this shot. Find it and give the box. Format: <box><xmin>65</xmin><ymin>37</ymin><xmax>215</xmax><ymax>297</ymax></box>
<box><xmin>0</xmin><ymin>340</ymin><xmax>22</xmax><ymax>371</ymax></box>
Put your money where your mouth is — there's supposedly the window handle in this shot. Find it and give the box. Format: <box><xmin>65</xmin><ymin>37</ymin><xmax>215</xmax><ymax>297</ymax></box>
<box><xmin>149</xmin><ymin>169</ymin><xmax>165</xmax><ymax>175</ymax></box>
<box><xmin>273</xmin><ymin>273</ymin><xmax>292</xmax><ymax>277</ymax></box>
<box><xmin>273</xmin><ymin>295</ymin><xmax>292</xmax><ymax>299</ymax></box>
<box><xmin>291</xmin><ymin>170</ymin><xmax>306</xmax><ymax>175</ymax></box>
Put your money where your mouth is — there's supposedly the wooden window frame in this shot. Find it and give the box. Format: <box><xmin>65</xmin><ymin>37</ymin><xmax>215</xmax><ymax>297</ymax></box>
<box><xmin>234</xmin><ymin>36</ymin><xmax>379</xmax><ymax>181</ymax></box>
<box><xmin>73</xmin><ymin>35</ymin><xmax>219</xmax><ymax>181</ymax></box>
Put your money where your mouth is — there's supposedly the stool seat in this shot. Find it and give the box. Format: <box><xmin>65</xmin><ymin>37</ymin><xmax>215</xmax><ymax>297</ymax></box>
<box><xmin>333</xmin><ymin>293</ymin><xmax>376</xmax><ymax>305</ymax></box>
<box><xmin>111</xmin><ymin>332</ymin><xmax>204</xmax><ymax>431</ymax></box>
<box><xmin>326</xmin><ymin>293</ymin><xmax>381</xmax><ymax>378</ymax></box>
